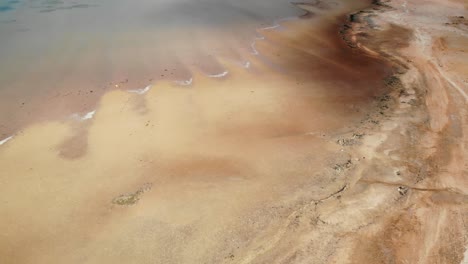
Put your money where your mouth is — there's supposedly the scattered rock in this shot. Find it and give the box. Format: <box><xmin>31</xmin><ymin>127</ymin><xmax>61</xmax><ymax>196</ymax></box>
<box><xmin>337</xmin><ymin>133</ymin><xmax>365</xmax><ymax>146</ymax></box>
<box><xmin>337</xmin><ymin>138</ymin><xmax>357</xmax><ymax>146</ymax></box>
<box><xmin>333</xmin><ymin>160</ymin><xmax>352</xmax><ymax>172</ymax></box>
<box><xmin>397</xmin><ymin>186</ymin><xmax>408</xmax><ymax>196</ymax></box>
<box><xmin>384</xmin><ymin>76</ymin><xmax>403</xmax><ymax>90</ymax></box>
<box><xmin>112</xmin><ymin>183</ymin><xmax>153</xmax><ymax>206</ymax></box>
<box><xmin>112</xmin><ymin>193</ymin><xmax>140</xmax><ymax>205</ymax></box>
<box><xmin>353</xmin><ymin>133</ymin><xmax>365</xmax><ymax>139</ymax></box>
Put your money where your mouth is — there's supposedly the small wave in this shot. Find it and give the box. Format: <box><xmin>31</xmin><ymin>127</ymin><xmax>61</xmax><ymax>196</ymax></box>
<box><xmin>251</xmin><ymin>42</ymin><xmax>259</xmax><ymax>55</ymax></box>
<box><xmin>71</xmin><ymin>110</ymin><xmax>96</xmax><ymax>121</ymax></box>
<box><xmin>175</xmin><ymin>78</ymin><xmax>193</xmax><ymax>86</ymax></box>
<box><xmin>208</xmin><ymin>71</ymin><xmax>229</xmax><ymax>78</ymax></box>
<box><xmin>242</xmin><ymin>61</ymin><xmax>251</xmax><ymax>68</ymax></box>
<box><xmin>256</xmin><ymin>17</ymin><xmax>296</xmax><ymax>34</ymax></box>
<box><xmin>259</xmin><ymin>24</ymin><xmax>280</xmax><ymax>31</ymax></box>
<box><xmin>128</xmin><ymin>85</ymin><xmax>152</xmax><ymax>95</ymax></box>
<box><xmin>82</xmin><ymin>110</ymin><xmax>96</xmax><ymax>120</ymax></box>
<box><xmin>0</xmin><ymin>136</ymin><xmax>13</xmax><ymax>146</ymax></box>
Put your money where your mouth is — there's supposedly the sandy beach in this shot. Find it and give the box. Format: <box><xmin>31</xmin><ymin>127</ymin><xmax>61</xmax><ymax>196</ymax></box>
<box><xmin>0</xmin><ymin>0</ymin><xmax>467</xmax><ymax>263</ymax></box>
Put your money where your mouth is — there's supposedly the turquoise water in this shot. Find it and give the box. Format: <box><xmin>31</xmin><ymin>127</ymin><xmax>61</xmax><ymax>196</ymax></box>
<box><xmin>0</xmin><ymin>0</ymin><xmax>19</xmax><ymax>13</ymax></box>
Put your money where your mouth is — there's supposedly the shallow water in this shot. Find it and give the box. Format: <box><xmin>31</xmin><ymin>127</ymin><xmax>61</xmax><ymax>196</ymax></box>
<box><xmin>0</xmin><ymin>0</ymin><xmax>392</xmax><ymax>263</ymax></box>
<box><xmin>0</xmin><ymin>0</ymin><xmax>305</xmax><ymax>136</ymax></box>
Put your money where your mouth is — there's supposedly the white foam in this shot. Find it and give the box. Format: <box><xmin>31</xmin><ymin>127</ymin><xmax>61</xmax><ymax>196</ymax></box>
<box><xmin>208</xmin><ymin>71</ymin><xmax>229</xmax><ymax>78</ymax></box>
<box><xmin>256</xmin><ymin>35</ymin><xmax>265</xmax><ymax>40</ymax></box>
<box><xmin>128</xmin><ymin>85</ymin><xmax>152</xmax><ymax>95</ymax></box>
<box><xmin>0</xmin><ymin>136</ymin><xmax>13</xmax><ymax>146</ymax></box>
<box><xmin>175</xmin><ymin>78</ymin><xmax>193</xmax><ymax>86</ymax></box>
<box><xmin>256</xmin><ymin>17</ymin><xmax>295</xmax><ymax>34</ymax></box>
<box><xmin>71</xmin><ymin>110</ymin><xmax>96</xmax><ymax>121</ymax></box>
<box><xmin>259</xmin><ymin>24</ymin><xmax>280</xmax><ymax>31</ymax></box>
<box><xmin>242</xmin><ymin>61</ymin><xmax>251</xmax><ymax>68</ymax></box>
<box><xmin>251</xmin><ymin>41</ymin><xmax>259</xmax><ymax>55</ymax></box>
<box><xmin>82</xmin><ymin>110</ymin><xmax>96</xmax><ymax>120</ymax></box>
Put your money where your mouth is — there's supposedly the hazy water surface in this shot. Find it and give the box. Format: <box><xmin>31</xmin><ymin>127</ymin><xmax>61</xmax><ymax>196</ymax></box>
<box><xmin>0</xmin><ymin>0</ymin><xmax>303</xmax><ymax>136</ymax></box>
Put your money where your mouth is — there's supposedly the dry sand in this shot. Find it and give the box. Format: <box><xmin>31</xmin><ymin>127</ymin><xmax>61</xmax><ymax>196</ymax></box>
<box><xmin>0</xmin><ymin>0</ymin><xmax>467</xmax><ymax>263</ymax></box>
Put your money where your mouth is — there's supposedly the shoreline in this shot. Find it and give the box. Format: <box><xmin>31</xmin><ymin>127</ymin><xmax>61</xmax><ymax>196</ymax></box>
<box><xmin>0</xmin><ymin>0</ymin><xmax>389</xmax><ymax>146</ymax></box>
<box><xmin>1</xmin><ymin>0</ymin><xmax>467</xmax><ymax>263</ymax></box>
<box><xmin>206</xmin><ymin>0</ymin><xmax>468</xmax><ymax>262</ymax></box>
<box><xmin>243</xmin><ymin>0</ymin><xmax>468</xmax><ymax>262</ymax></box>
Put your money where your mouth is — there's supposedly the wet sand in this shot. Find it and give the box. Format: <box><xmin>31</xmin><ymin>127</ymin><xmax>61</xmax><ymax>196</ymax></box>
<box><xmin>1</xmin><ymin>0</ymin><xmax>467</xmax><ymax>263</ymax></box>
